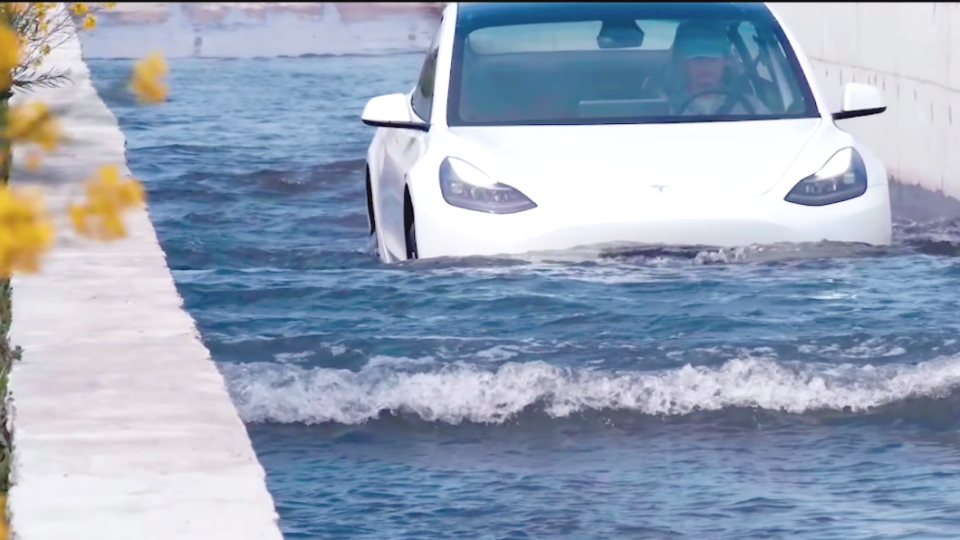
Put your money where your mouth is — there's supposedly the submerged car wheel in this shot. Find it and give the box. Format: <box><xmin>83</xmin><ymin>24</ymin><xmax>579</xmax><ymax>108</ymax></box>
<box><xmin>406</xmin><ymin>220</ymin><xmax>418</xmax><ymax>260</ymax></box>
<box><xmin>365</xmin><ymin>167</ymin><xmax>376</xmax><ymax>236</ymax></box>
<box><xmin>403</xmin><ymin>188</ymin><xmax>418</xmax><ymax>260</ymax></box>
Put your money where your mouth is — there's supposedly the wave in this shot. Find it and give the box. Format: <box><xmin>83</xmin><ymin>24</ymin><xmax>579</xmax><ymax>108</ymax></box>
<box><xmin>221</xmin><ymin>355</ymin><xmax>960</xmax><ymax>425</ymax></box>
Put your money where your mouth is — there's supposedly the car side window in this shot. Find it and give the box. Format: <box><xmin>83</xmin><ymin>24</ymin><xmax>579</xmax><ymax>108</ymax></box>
<box><xmin>412</xmin><ymin>29</ymin><xmax>441</xmax><ymax>122</ymax></box>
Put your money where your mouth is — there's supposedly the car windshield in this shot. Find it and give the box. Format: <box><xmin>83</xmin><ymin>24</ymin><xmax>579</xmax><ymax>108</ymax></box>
<box><xmin>448</xmin><ymin>3</ymin><xmax>818</xmax><ymax>126</ymax></box>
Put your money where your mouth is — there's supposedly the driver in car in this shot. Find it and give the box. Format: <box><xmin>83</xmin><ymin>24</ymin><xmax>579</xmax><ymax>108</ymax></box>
<box><xmin>647</xmin><ymin>23</ymin><xmax>769</xmax><ymax>116</ymax></box>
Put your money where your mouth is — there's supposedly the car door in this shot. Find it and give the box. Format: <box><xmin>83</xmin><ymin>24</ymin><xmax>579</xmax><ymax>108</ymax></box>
<box><xmin>380</xmin><ymin>26</ymin><xmax>441</xmax><ymax>260</ymax></box>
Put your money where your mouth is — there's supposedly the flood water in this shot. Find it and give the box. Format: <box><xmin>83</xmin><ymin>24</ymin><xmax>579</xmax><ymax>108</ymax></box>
<box><xmin>87</xmin><ymin>41</ymin><xmax>960</xmax><ymax>540</ymax></box>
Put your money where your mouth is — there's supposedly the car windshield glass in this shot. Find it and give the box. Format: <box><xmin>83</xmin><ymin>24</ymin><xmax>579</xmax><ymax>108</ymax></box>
<box><xmin>448</xmin><ymin>3</ymin><xmax>818</xmax><ymax>126</ymax></box>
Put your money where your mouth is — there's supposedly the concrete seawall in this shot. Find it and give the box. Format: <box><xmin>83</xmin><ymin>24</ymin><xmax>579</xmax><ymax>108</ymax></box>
<box><xmin>79</xmin><ymin>2</ymin><xmax>442</xmax><ymax>58</ymax></box>
<box><xmin>6</xmin><ymin>16</ymin><xmax>284</xmax><ymax>540</ymax></box>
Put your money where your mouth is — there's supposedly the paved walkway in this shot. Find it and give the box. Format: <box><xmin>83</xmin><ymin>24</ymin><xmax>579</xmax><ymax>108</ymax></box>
<box><xmin>6</xmin><ymin>13</ymin><xmax>283</xmax><ymax>540</ymax></box>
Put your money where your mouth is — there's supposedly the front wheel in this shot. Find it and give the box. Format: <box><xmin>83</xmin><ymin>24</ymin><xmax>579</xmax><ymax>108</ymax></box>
<box><xmin>405</xmin><ymin>219</ymin><xmax>418</xmax><ymax>260</ymax></box>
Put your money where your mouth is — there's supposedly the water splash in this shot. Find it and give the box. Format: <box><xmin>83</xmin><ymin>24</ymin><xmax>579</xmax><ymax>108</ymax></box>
<box><xmin>221</xmin><ymin>355</ymin><xmax>960</xmax><ymax>425</ymax></box>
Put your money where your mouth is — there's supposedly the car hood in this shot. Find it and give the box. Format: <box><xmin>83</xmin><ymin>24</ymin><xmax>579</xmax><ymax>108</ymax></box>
<box><xmin>445</xmin><ymin>119</ymin><xmax>822</xmax><ymax>204</ymax></box>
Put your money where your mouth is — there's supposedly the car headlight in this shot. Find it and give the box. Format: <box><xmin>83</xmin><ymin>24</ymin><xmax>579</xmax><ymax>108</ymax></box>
<box><xmin>784</xmin><ymin>147</ymin><xmax>868</xmax><ymax>207</ymax></box>
<box><xmin>439</xmin><ymin>157</ymin><xmax>537</xmax><ymax>214</ymax></box>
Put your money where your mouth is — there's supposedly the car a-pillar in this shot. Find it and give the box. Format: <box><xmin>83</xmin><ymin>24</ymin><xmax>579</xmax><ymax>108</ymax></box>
<box><xmin>403</xmin><ymin>186</ymin><xmax>418</xmax><ymax>259</ymax></box>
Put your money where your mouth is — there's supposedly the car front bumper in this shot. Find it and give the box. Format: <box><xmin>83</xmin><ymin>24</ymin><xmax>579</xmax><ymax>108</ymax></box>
<box><xmin>412</xmin><ymin>183</ymin><xmax>893</xmax><ymax>260</ymax></box>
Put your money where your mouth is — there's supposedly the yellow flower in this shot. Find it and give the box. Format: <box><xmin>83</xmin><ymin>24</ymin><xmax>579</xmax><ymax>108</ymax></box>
<box><xmin>129</xmin><ymin>51</ymin><xmax>169</xmax><ymax>104</ymax></box>
<box><xmin>82</xmin><ymin>14</ymin><xmax>96</xmax><ymax>31</ymax></box>
<box><xmin>0</xmin><ymin>186</ymin><xmax>56</xmax><ymax>277</ymax></box>
<box><xmin>0</xmin><ymin>23</ymin><xmax>20</xmax><ymax>88</ymax></box>
<box><xmin>102</xmin><ymin>2</ymin><xmax>117</xmax><ymax>10</ymax></box>
<box><xmin>68</xmin><ymin>164</ymin><xmax>146</xmax><ymax>241</ymax></box>
<box><xmin>36</xmin><ymin>2</ymin><xmax>57</xmax><ymax>16</ymax></box>
<box><xmin>70</xmin><ymin>2</ymin><xmax>89</xmax><ymax>15</ymax></box>
<box><xmin>3</xmin><ymin>101</ymin><xmax>61</xmax><ymax>151</ymax></box>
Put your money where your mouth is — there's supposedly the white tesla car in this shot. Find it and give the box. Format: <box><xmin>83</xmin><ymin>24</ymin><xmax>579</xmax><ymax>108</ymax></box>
<box><xmin>361</xmin><ymin>2</ymin><xmax>892</xmax><ymax>262</ymax></box>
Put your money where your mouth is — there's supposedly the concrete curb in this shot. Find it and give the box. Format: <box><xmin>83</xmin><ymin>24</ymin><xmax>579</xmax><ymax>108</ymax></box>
<box><xmin>5</xmin><ymin>10</ymin><xmax>284</xmax><ymax>540</ymax></box>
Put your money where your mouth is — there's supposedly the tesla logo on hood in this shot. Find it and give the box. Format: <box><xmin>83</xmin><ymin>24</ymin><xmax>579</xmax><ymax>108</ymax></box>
<box><xmin>650</xmin><ymin>185</ymin><xmax>669</xmax><ymax>193</ymax></box>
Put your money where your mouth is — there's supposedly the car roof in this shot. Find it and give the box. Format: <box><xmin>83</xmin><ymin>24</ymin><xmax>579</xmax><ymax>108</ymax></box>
<box><xmin>455</xmin><ymin>2</ymin><xmax>774</xmax><ymax>28</ymax></box>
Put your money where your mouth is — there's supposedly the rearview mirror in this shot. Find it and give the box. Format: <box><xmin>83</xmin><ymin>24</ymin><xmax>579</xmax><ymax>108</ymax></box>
<box><xmin>361</xmin><ymin>93</ymin><xmax>429</xmax><ymax>131</ymax></box>
<box><xmin>596</xmin><ymin>19</ymin><xmax>645</xmax><ymax>49</ymax></box>
<box><xmin>832</xmin><ymin>83</ymin><xmax>885</xmax><ymax>121</ymax></box>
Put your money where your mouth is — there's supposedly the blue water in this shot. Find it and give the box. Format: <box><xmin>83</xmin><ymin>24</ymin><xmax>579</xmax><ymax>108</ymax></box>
<box><xmin>88</xmin><ymin>54</ymin><xmax>960</xmax><ymax>539</ymax></box>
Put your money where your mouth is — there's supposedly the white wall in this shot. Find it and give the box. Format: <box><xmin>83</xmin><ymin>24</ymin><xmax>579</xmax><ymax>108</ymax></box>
<box><xmin>771</xmin><ymin>2</ymin><xmax>960</xmax><ymax>202</ymax></box>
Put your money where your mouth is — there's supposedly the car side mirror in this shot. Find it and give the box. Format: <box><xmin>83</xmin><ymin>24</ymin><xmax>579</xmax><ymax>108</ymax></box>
<box><xmin>361</xmin><ymin>93</ymin><xmax>429</xmax><ymax>132</ymax></box>
<box><xmin>832</xmin><ymin>83</ymin><xmax>886</xmax><ymax>121</ymax></box>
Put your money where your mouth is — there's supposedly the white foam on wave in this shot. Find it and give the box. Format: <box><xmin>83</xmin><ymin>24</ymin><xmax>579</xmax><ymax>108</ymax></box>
<box><xmin>220</xmin><ymin>355</ymin><xmax>960</xmax><ymax>425</ymax></box>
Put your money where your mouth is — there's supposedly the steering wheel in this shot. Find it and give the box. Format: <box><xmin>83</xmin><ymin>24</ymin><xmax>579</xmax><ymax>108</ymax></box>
<box><xmin>677</xmin><ymin>89</ymin><xmax>756</xmax><ymax>115</ymax></box>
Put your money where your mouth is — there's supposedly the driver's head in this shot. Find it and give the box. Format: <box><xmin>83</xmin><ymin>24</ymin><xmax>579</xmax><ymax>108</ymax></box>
<box><xmin>673</xmin><ymin>23</ymin><xmax>730</xmax><ymax>91</ymax></box>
